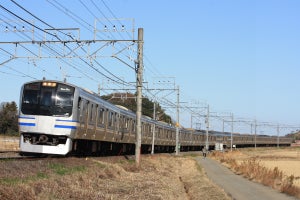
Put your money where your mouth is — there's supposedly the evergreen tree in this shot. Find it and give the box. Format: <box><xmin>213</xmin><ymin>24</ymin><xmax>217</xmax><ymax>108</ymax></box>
<box><xmin>0</xmin><ymin>101</ymin><xmax>18</xmax><ymax>135</ymax></box>
<box><xmin>101</xmin><ymin>93</ymin><xmax>172</xmax><ymax>124</ymax></box>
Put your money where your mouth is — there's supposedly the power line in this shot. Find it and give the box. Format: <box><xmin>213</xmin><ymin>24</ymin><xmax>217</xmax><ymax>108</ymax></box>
<box><xmin>1</xmin><ymin>4</ymin><xmax>134</xmax><ymax>86</ymax></box>
<box><xmin>0</xmin><ymin>4</ymin><xmax>58</xmax><ymax>39</ymax></box>
<box><xmin>10</xmin><ymin>0</ymin><xmax>53</xmax><ymax>28</ymax></box>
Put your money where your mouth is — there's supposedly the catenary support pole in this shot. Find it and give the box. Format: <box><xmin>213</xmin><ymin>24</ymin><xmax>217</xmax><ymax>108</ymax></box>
<box><xmin>205</xmin><ymin>105</ymin><xmax>209</xmax><ymax>150</ymax></box>
<box><xmin>175</xmin><ymin>86</ymin><xmax>180</xmax><ymax>155</ymax></box>
<box><xmin>151</xmin><ymin>101</ymin><xmax>156</xmax><ymax>154</ymax></box>
<box><xmin>230</xmin><ymin>113</ymin><xmax>234</xmax><ymax>151</ymax></box>
<box><xmin>135</xmin><ymin>28</ymin><xmax>143</xmax><ymax>166</ymax></box>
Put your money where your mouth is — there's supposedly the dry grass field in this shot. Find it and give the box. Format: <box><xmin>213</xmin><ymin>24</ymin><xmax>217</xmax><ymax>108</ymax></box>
<box><xmin>0</xmin><ymin>153</ymin><xmax>230</xmax><ymax>200</ymax></box>
<box><xmin>211</xmin><ymin>147</ymin><xmax>300</xmax><ymax>198</ymax></box>
<box><xmin>242</xmin><ymin>148</ymin><xmax>300</xmax><ymax>187</ymax></box>
<box><xmin>0</xmin><ymin>135</ymin><xmax>19</xmax><ymax>152</ymax></box>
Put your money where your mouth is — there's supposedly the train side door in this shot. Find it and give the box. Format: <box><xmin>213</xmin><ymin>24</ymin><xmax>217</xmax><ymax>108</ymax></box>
<box><xmin>78</xmin><ymin>98</ymin><xmax>88</xmax><ymax>136</ymax></box>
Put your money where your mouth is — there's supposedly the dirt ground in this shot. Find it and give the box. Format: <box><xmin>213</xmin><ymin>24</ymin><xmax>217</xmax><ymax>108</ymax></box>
<box><xmin>0</xmin><ymin>154</ymin><xmax>230</xmax><ymax>200</ymax></box>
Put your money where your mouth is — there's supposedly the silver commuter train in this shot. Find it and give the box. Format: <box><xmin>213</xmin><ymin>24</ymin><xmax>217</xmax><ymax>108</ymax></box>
<box><xmin>19</xmin><ymin>80</ymin><xmax>185</xmax><ymax>155</ymax></box>
<box><xmin>18</xmin><ymin>80</ymin><xmax>292</xmax><ymax>155</ymax></box>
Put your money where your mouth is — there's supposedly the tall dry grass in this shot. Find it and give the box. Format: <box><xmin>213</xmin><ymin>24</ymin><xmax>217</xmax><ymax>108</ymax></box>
<box><xmin>0</xmin><ymin>155</ymin><xmax>230</xmax><ymax>200</ymax></box>
<box><xmin>211</xmin><ymin>151</ymin><xmax>300</xmax><ymax>198</ymax></box>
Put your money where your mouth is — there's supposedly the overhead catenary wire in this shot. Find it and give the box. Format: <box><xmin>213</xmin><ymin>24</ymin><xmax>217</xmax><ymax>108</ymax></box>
<box><xmin>0</xmin><ymin>2</ymin><xmax>235</xmax><ymax>131</ymax></box>
<box><xmin>2</xmin><ymin>1</ymin><xmax>135</xmax><ymax>87</ymax></box>
<box><xmin>0</xmin><ymin>4</ymin><xmax>59</xmax><ymax>39</ymax></box>
<box><xmin>45</xmin><ymin>0</ymin><xmax>136</xmax><ymax>85</ymax></box>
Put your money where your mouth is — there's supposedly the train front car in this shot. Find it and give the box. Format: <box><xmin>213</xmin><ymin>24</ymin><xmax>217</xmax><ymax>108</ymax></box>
<box><xmin>19</xmin><ymin>80</ymin><xmax>77</xmax><ymax>155</ymax></box>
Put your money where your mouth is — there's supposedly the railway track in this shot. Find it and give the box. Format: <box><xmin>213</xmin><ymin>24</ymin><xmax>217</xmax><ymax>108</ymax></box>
<box><xmin>0</xmin><ymin>151</ymin><xmax>68</xmax><ymax>161</ymax></box>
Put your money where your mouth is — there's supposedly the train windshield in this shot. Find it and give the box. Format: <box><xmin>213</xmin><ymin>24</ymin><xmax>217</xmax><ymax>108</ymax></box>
<box><xmin>21</xmin><ymin>82</ymin><xmax>75</xmax><ymax>117</ymax></box>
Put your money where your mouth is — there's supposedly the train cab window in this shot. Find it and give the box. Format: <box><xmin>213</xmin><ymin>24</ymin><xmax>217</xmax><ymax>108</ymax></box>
<box><xmin>21</xmin><ymin>82</ymin><xmax>74</xmax><ymax>116</ymax></box>
<box><xmin>56</xmin><ymin>84</ymin><xmax>74</xmax><ymax>107</ymax></box>
<box><xmin>41</xmin><ymin>90</ymin><xmax>52</xmax><ymax>106</ymax></box>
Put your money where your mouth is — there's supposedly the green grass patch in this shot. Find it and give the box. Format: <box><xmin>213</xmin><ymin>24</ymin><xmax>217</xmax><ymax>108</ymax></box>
<box><xmin>0</xmin><ymin>177</ymin><xmax>20</xmax><ymax>185</ymax></box>
<box><xmin>0</xmin><ymin>172</ymin><xmax>49</xmax><ymax>186</ymax></box>
<box><xmin>48</xmin><ymin>163</ymin><xmax>86</xmax><ymax>175</ymax></box>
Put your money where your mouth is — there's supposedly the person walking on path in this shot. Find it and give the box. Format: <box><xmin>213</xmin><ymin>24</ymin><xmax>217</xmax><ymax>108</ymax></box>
<box><xmin>202</xmin><ymin>147</ymin><xmax>207</xmax><ymax>158</ymax></box>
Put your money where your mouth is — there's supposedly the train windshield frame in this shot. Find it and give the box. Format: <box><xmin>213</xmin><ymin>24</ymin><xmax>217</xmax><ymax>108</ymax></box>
<box><xmin>21</xmin><ymin>82</ymin><xmax>75</xmax><ymax>117</ymax></box>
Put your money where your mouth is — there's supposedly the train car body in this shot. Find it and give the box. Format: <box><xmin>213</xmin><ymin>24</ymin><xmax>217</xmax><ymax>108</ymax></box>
<box><xmin>18</xmin><ymin>80</ymin><xmax>293</xmax><ymax>155</ymax></box>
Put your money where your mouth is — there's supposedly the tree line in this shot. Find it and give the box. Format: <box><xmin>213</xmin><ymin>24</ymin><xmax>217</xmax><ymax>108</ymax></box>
<box><xmin>0</xmin><ymin>101</ymin><xmax>18</xmax><ymax>135</ymax></box>
<box><xmin>101</xmin><ymin>93</ymin><xmax>173</xmax><ymax>124</ymax></box>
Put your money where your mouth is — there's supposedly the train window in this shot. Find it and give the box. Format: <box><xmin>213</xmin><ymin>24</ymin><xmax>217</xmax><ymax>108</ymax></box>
<box><xmin>141</xmin><ymin>122</ymin><xmax>144</xmax><ymax>136</ymax></box>
<box><xmin>125</xmin><ymin>118</ymin><xmax>129</xmax><ymax>129</ymax></box>
<box><xmin>41</xmin><ymin>90</ymin><xmax>52</xmax><ymax>106</ymax></box>
<box><xmin>131</xmin><ymin>120</ymin><xmax>136</xmax><ymax>132</ymax></box>
<box><xmin>159</xmin><ymin>128</ymin><xmax>163</xmax><ymax>138</ymax></box>
<box><xmin>84</xmin><ymin>101</ymin><xmax>89</xmax><ymax>120</ymax></box>
<box><xmin>148</xmin><ymin>124</ymin><xmax>152</xmax><ymax>136</ymax></box>
<box><xmin>89</xmin><ymin>104</ymin><xmax>97</xmax><ymax>125</ymax></box>
<box><xmin>156</xmin><ymin>128</ymin><xmax>160</xmax><ymax>138</ymax></box>
<box><xmin>89</xmin><ymin>104</ymin><xmax>93</xmax><ymax>123</ymax></box>
<box><xmin>23</xmin><ymin>90</ymin><xmax>38</xmax><ymax>105</ymax></box>
<box><xmin>115</xmin><ymin>113</ymin><xmax>119</xmax><ymax>130</ymax></box>
<box><xmin>143</xmin><ymin>123</ymin><xmax>146</xmax><ymax>135</ymax></box>
<box><xmin>78</xmin><ymin>97</ymin><xmax>82</xmax><ymax>109</ymax></box>
<box><xmin>126</xmin><ymin>118</ymin><xmax>132</xmax><ymax>132</ymax></box>
<box><xmin>120</xmin><ymin>115</ymin><xmax>127</xmax><ymax>132</ymax></box>
<box><xmin>98</xmin><ymin>107</ymin><xmax>104</xmax><ymax>125</ymax></box>
<box><xmin>108</xmin><ymin>112</ymin><xmax>114</xmax><ymax>127</ymax></box>
<box><xmin>21</xmin><ymin>82</ymin><xmax>74</xmax><ymax>116</ymax></box>
<box><xmin>56</xmin><ymin>87</ymin><xmax>74</xmax><ymax>107</ymax></box>
<box><xmin>146</xmin><ymin>124</ymin><xmax>150</xmax><ymax>136</ymax></box>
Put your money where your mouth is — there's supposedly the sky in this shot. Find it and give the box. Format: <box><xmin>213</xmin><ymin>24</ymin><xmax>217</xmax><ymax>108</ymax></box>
<box><xmin>0</xmin><ymin>0</ymin><xmax>300</xmax><ymax>135</ymax></box>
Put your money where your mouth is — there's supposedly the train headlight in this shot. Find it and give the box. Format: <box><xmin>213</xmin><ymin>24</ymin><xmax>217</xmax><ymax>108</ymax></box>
<box><xmin>42</xmin><ymin>82</ymin><xmax>57</xmax><ymax>87</ymax></box>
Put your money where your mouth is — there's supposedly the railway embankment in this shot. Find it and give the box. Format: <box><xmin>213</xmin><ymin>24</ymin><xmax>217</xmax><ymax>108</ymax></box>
<box><xmin>0</xmin><ymin>154</ymin><xmax>230</xmax><ymax>199</ymax></box>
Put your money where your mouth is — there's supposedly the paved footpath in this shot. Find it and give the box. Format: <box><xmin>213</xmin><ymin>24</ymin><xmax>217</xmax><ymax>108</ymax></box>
<box><xmin>196</xmin><ymin>157</ymin><xmax>297</xmax><ymax>200</ymax></box>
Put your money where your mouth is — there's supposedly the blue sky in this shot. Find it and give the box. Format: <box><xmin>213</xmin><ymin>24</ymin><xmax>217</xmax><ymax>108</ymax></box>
<box><xmin>0</xmin><ymin>0</ymin><xmax>300</xmax><ymax>135</ymax></box>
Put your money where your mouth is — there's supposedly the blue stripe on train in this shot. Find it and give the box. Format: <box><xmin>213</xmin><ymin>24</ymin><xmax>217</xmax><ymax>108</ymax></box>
<box><xmin>54</xmin><ymin>125</ymin><xmax>77</xmax><ymax>129</ymax></box>
<box><xmin>19</xmin><ymin>122</ymin><xmax>36</xmax><ymax>126</ymax></box>
<box><xmin>55</xmin><ymin>119</ymin><xmax>78</xmax><ymax>122</ymax></box>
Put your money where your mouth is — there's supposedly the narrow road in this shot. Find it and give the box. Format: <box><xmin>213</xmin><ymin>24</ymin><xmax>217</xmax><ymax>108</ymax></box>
<box><xmin>196</xmin><ymin>157</ymin><xmax>297</xmax><ymax>200</ymax></box>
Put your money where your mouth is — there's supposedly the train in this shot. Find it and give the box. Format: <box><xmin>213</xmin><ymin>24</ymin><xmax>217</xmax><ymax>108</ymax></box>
<box><xmin>18</xmin><ymin>80</ymin><xmax>293</xmax><ymax>155</ymax></box>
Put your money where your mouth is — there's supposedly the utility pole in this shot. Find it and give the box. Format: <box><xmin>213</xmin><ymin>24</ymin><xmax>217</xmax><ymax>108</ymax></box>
<box><xmin>230</xmin><ymin>113</ymin><xmax>234</xmax><ymax>151</ymax></box>
<box><xmin>277</xmin><ymin>124</ymin><xmax>280</xmax><ymax>148</ymax></box>
<box><xmin>175</xmin><ymin>85</ymin><xmax>180</xmax><ymax>155</ymax></box>
<box><xmin>151</xmin><ymin>100</ymin><xmax>156</xmax><ymax>154</ymax></box>
<box><xmin>135</xmin><ymin>28</ymin><xmax>143</xmax><ymax>166</ymax></box>
<box><xmin>205</xmin><ymin>105</ymin><xmax>210</xmax><ymax>150</ymax></box>
<box><xmin>254</xmin><ymin>119</ymin><xmax>257</xmax><ymax>149</ymax></box>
